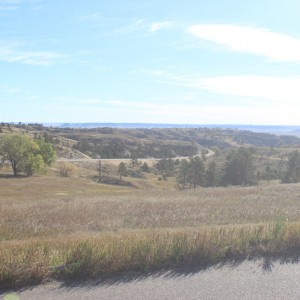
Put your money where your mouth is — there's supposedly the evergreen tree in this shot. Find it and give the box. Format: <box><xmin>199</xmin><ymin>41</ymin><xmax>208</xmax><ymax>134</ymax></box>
<box><xmin>282</xmin><ymin>151</ymin><xmax>300</xmax><ymax>183</ymax></box>
<box><xmin>118</xmin><ymin>162</ymin><xmax>127</xmax><ymax>180</ymax></box>
<box><xmin>223</xmin><ymin>148</ymin><xmax>256</xmax><ymax>186</ymax></box>
<box><xmin>141</xmin><ymin>162</ymin><xmax>150</xmax><ymax>173</ymax></box>
<box><xmin>206</xmin><ymin>161</ymin><xmax>218</xmax><ymax>187</ymax></box>
<box><xmin>189</xmin><ymin>156</ymin><xmax>205</xmax><ymax>188</ymax></box>
<box><xmin>177</xmin><ymin>157</ymin><xmax>206</xmax><ymax>189</ymax></box>
<box><xmin>177</xmin><ymin>159</ymin><xmax>190</xmax><ymax>190</ymax></box>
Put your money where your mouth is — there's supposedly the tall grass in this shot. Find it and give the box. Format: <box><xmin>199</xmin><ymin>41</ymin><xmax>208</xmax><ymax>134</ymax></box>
<box><xmin>2</xmin><ymin>177</ymin><xmax>300</xmax><ymax>289</ymax></box>
<box><xmin>2</xmin><ymin>221</ymin><xmax>300</xmax><ymax>289</ymax></box>
<box><xmin>2</xmin><ymin>184</ymin><xmax>300</xmax><ymax>240</ymax></box>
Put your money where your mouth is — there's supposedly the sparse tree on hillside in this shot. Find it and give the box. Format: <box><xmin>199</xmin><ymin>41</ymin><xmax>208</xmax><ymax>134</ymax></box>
<box><xmin>141</xmin><ymin>162</ymin><xmax>149</xmax><ymax>173</ymax></box>
<box><xmin>97</xmin><ymin>159</ymin><xmax>102</xmax><ymax>182</ymax></box>
<box><xmin>177</xmin><ymin>159</ymin><xmax>190</xmax><ymax>190</ymax></box>
<box><xmin>59</xmin><ymin>162</ymin><xmax>74</xmax><ymax>177</ymax></box>
<box><xmin>118</xmin><ymin>162</ymin><xmax>127</xmax><ymax>181</ymax></box>
<box><xmin>282</xmin><ymin>151</ymin><xmax>300</xmax><ymax>183</ymax></box>
<box><xmin>265</xmin><ymin>164</ymin><xmax>271</xmax><ymax>183</ymax></box>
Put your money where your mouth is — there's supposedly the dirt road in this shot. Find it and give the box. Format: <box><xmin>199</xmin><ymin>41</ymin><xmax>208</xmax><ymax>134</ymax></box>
<box><xmin>4</xmin><ymin>259</ymin><xmax>300</xmax><ymax>299</ymax></box>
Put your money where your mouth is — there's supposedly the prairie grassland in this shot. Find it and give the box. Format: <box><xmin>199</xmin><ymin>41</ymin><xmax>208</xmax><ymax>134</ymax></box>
<box><xmin>2</xmin><ymin>175</ymin><xmax>300</xmax><ymax>288</ymax></box>
<box><xmin>1</xmin><ymin>180</ymin><xmax>300</xmax><ymax>240</ymax></box>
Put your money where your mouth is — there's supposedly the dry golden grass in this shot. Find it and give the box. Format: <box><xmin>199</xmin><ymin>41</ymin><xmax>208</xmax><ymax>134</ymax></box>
<box><xmin>1</xmin><ymin>221</ymin><xmax>300</xmax><ymax>288</ymax></box>
<box><xmin>2</xmin><ymin>173</ymin><xmax>300</xmax><ymax>288</ymax></box>
<box><xmin>1</xmin><ymin>180</ymin><xmax>300</xmax><ymax>240</ymax></box>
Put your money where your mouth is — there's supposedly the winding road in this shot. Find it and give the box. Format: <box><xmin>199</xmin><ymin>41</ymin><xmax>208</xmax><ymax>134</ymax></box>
<box><xmin>4</xmin><ymin>259</ymin><xmax>300</xmax><ymax>299</ymax></box>
<box><xmin>58</xmin><ymin>148</ymin><xmax>215</xmax><ymax>164</ymax></box>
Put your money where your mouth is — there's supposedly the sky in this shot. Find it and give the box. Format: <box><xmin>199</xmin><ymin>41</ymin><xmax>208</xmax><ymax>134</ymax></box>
<box><xmin>1</xmin><ymin>0</ymin><xmax>300</xmax><ymax>124</ymax></box>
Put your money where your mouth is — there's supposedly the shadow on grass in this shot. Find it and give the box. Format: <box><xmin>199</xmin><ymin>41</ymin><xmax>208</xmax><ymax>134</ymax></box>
<box><xmin>2</xmin><ymin>253</ymin><xmax>300</xmax><ymax>294</ymax></box>
<box><xmin>47</xmin><ymin>254</ymin><xmax>300</xmax><ymax>291</ymax></box>
<box><xmin>0</xmin><ymin>174</ymin><xmax>29</xmax><ymax>179</ymax></box>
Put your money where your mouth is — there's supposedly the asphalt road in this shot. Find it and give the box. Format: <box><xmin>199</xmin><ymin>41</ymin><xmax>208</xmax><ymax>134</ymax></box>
<box><xmin>4</xmin><ymin>259</ymin><xmax>300</xmax><ymax>300</ymax></box>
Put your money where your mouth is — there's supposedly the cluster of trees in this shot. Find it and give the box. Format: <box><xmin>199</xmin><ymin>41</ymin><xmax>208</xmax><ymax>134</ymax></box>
<box><xmin>177</xmin><ymin>157</ymin><xmax>206</xmax><ymax>189</ymax></box>
<box><xmin>176</xmin><ymin>148</ymin><xmax>257</xmax><ymax>189</ymax></box>
<box><xmin>113</xmin><ymin>148</ymin><xmax>258</xmax><ymax>189</ymax></box>
<box><xmin>156</xmin><ymin>158</ymin><xmax>178</xmax><ymax>179</ymax></box>
<box><xmin>107</xmin><ymin>148</ymin><xmax>300</xmax><ymax>188</ymax></box>
<box><xmin>0</xmin><ymin>134</ymin><xmax>56</xmax><ymax>176</ymax></box>
<box><xmin>223</xmin><ymin>148</ymin><xmax>257</xmax><ymax>186</ymax></box>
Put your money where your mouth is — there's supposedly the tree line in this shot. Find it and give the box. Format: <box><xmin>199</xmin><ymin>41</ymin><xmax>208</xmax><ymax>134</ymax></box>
<box><xmin>113</xmin><ymin>147</ymin><xmax>300</xmax><ymax>188</ymax></box>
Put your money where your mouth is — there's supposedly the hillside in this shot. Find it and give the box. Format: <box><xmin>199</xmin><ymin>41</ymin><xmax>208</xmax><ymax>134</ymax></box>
<box><xmin>36</xmin><ymin>125</ymin><xmax>300</xmax><ymax>159</ymax></box>
<box><xmin>1</xmin><ymin>123</ymin><xmax>300</xmax><ymax>160</ymax></box>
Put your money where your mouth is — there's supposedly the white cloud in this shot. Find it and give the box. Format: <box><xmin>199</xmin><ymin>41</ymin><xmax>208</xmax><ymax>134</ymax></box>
<box><xmin>0</xmin><ymin>39</ymin><xmax>67</xmax><ymax>66</ymax></box>
<box><xmin>0</xmin><ymin>48</ymin><xmax>66</xmax><ymax>65</ymax></box>
<box><xmin>188</xmin><ymin>24</ymin><xmax>300</xmax><ymax>63</ymax></box>
<box><xmin>142</xmin><ymin>69</ymin><xmax>300</xmax><ymax>105</ymax></box>
<box><xmin>150</xmin><ymin>21</ymin><xmax>175</xmax><ymax>32</ymax></box>
<box><xmin>180</xmin><ymin>75</ymin><xmax>300</xmax><ymax>104</ymax></box>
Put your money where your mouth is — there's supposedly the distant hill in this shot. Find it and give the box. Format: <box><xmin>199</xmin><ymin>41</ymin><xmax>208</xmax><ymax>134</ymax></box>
<box><xmin>44</xmin><ymin>126</ymin><xmax>300</xmax><ymax>159</ymax></box>
<box><xmin>52</xmin><ymin>123</ymin><xmax>300</xmax><ymax>136</ymax></box>
<box><xmin>3</xmin><ymin>123</ymin><xmax>300</xmax><ymax>160</ymax></box>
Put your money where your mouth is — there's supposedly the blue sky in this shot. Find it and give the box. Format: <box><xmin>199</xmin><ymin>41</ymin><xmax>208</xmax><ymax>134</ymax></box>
<box><xmin>1</xmin><ymin>0</ymin><xmax>300</xmax><ymax>124</ymax></box>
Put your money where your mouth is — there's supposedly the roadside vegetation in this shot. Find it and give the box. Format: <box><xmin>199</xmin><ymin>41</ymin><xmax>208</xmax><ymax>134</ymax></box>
<box><xmin>2</xmin><ymin>123</ymin><xmax>300</xmax><ymax>289</ymax></box>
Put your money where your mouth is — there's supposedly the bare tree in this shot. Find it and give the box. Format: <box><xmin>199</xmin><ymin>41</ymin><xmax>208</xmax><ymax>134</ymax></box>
<box><xmin>97</xmin><ymin>159</ymin><xmax>102</xmax><ymax>182</ymax></box>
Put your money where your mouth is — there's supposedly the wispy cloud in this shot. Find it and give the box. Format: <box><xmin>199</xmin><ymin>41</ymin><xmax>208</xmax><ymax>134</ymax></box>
<box><xmin>0</xmin><ymin>0</ymin><xmax>43</xmax><ymax>11</ymax></box>
<box><xmin>32</xmin><ymin>94</ymin><xmax>300</xmax><ymax>124</ymax></box>
<box><xmin>0</xmin><ymin>83</ymin><xmax>21</xmax><ymax>94</ymax></box>
<box><xmin>0</xmin><ymin>0</ymin><xmax>20</xmax><ymax>10</ymax></box>
<box><xmin>188</xmin><ymin>24</ymin><xmax>300</xmax><ymax>64</ymax></box>
<box><xmin>180</xmin><ymin>75</ymin><xmax>300</xmax><ymax>104</ymax></box>
<box><xmin>80</xmin><ymin>99</ymin><xmax>300</xmax><ymax>124</ymax></box>
<box><xmin>0</xmin><ymin>47</ymin><xmax>67</xmax><ymax>66</ymax></box>
<box><xmin>111</xmin><ymin>19</ymin><xmax>146</xmax><ymax>34</ymax></box>
<box><xmin>0</xmin><ymin>39</ymin><xmax>67</xmax><ymax>66</ymax></box>
<box><xmin>141</xmin><ymin>69</ymin><xmax>300</xmax><ymax>104</ymax></box>
<box><xmin>150</xmin><ymin>21</ymin><xmax>175</xmax><ymax>33</ymax></box>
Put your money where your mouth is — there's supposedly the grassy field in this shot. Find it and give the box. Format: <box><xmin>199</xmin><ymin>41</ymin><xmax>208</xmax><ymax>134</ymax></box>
<box><xmin>2</xmin><ymin>169</ymin><xmax>300</xmax><ymax>289</ymax></box>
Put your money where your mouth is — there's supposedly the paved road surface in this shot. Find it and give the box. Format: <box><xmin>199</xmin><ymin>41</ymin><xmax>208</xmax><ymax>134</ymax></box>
<box><xmin>4</xmin><ymin>259</ymin><xmax>300</xmax><ymax>299</ymax></box>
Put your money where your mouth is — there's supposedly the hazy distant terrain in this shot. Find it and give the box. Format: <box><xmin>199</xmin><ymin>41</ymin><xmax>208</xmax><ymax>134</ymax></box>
<box><xmin>47</xmin><ymin>123</ymin><xmax>300</xmax><ymax>136</ymax></box>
